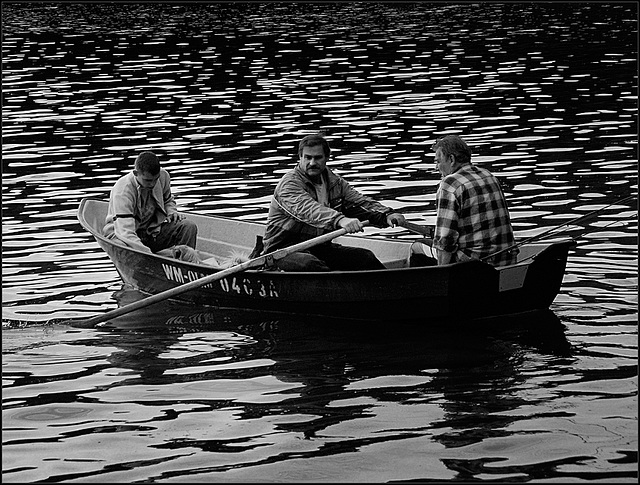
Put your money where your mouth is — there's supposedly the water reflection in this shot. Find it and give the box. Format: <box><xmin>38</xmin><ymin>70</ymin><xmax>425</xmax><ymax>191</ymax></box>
<box><xmin>5</xmin><ymin>287</ymin><xmax>585</xmax><ymax>481</ymax></box>
<box><xmin>108</xmin><ymin>290</ymin><xmax>573</xmax><ymax>438</ymax></box>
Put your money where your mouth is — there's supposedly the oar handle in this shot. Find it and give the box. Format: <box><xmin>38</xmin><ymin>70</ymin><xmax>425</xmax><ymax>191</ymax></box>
<box><xmin>399</xmin><ymin>220</ymin><xmax>433</xmax><ymax>237</ymax></box>
<box><xmin>70</xmin><ymin>221</ymin><xmax>370</xmax><ymax>328</ymax></box>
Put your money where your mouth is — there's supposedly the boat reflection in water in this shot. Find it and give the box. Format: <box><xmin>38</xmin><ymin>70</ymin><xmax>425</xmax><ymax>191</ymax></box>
<box><xmin>101</xmin><ymin>285</ymin><xmax>572</xmax><ymax>385</ymax></box>
<box><xmin>37</xmin><ymin>287</ymin><xmax>579</xmax><ymax>481</ymax></box>
<box><xmin>105</xmin><ymin>286</ymin><xmax>572</xmax><ymax>344</ymax></box>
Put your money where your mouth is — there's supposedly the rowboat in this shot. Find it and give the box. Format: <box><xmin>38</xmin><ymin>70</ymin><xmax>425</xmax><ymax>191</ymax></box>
<box><xmin>78</xmin><ymin>197</ymin><xmax>575</xmax><ymax>322</ymax></box>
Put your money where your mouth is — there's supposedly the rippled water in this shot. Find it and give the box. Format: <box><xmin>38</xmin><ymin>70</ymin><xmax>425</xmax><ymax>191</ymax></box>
<box><xmin>2</xmin><ymin>3</ymin><xmax>638</xmax><ymax>482</ymax></box>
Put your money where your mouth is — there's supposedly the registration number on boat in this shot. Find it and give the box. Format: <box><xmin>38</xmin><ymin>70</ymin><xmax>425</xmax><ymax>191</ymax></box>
<box><xmin>161</xmin><ymin>264</ymin><xmax>279</xmax><ymax>298</ymax></box>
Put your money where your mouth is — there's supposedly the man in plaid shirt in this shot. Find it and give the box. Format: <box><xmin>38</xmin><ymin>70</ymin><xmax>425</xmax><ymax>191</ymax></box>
<box><xmin>411</xmin><ymin>135</ymin><xmax>518</xmax><ymax>266</ymax></box>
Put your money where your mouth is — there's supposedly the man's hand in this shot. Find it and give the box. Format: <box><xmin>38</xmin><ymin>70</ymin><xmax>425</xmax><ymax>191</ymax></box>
<box><xmin>164</xmin><ymin>212</ymin><xmax>185</xmax><ymax>224</ymax></box>
<box><xmin>337</xmin><ymin>217</ymin><xmax>366</xmax><ymax>234</ymax></box>
<box><xmin>386</xmin><ymin>212</ymin><xmax>406</xmax><ymax>227</ymax></box>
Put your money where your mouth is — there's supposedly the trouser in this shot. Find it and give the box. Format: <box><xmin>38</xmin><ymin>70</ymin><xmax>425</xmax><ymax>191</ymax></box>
<box><xmin>274</xmin><ymin>242</ymin><xmax>386</xmax><ymax>272</ymax></box>
<box><xmin>409</xmin><ymin>238</ymin><xmax>438</xmax><ymax>267</ymax></box>
<box><xmin>139</xmin><ymin>218</ymin><xmax>198</xmax><ymax>253</ymax></box>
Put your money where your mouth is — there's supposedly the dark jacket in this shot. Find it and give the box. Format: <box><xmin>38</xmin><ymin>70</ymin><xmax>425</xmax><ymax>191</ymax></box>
<box><xmin>263</xmin><ymin>164</ymin><xmax>393</xmax><ymax>252</ymax></box>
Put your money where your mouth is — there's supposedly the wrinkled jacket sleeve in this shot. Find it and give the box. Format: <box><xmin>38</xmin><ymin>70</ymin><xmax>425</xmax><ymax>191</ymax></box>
<box><xmin>109</xmin><ymin>178</ymin><xmax>152</xmax><ymax>253</ymax></box>
<box><xmin>339</xmin><ymin>179</ymin><xmax>393</xmax><ymax>228</ymax></box>
<box><xmin>274</xmin><ymin>175</ymin><xmax>346</xmax><ymax>230</ymax></box>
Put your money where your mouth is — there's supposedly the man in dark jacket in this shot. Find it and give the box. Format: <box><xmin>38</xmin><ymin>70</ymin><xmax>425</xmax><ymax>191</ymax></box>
<box><xmin>263</xmin><ymin>134</ymin><xmax>406</xmax><ymax>271</ymax></box>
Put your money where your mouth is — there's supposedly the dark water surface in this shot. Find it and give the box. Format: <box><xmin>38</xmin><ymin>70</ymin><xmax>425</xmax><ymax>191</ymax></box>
<box><xmin>2</xmin><ymin>3</ymin><xmax>637</xmax><ymax>482</ymax></box>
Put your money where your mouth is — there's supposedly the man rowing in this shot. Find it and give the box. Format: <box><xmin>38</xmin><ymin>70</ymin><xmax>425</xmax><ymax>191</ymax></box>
<box><xmin>262</xmin><ymin>134</ymin><xmax>406</xmax><ymax>271</ymax></box>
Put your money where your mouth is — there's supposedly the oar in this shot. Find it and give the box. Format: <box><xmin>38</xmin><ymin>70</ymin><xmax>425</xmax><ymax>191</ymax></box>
<box><xmin>67</xmin><ymin>222</ymin><xmax>369</xmax><ymax>328</ymax></box>
<box><xmin>481</xmin><ymin>193</ymin><xmax>636</xmax><ymax>261</ymax></box>
<box><xmin>398</xmin><ymin>220</ymin><xmax>433</xmax><ymax>237</ymax></box>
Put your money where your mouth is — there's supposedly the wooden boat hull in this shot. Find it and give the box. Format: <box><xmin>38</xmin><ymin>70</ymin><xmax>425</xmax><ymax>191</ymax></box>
<box><xmin>78</xmin><ymin>198</ymin><xmax>575</xmax><ymax>322</ymax></box>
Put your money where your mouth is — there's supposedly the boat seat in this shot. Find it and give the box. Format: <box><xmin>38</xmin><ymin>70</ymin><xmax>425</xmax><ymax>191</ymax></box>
<box><xmin>382</xmin><ymin>256</ymin><xmax>411</xmax><ymax>269</ymax></box>
<box><xmin>332</xmin><ymin>235</ymin><xmax>412</xmax><ymax>269</ymax></box>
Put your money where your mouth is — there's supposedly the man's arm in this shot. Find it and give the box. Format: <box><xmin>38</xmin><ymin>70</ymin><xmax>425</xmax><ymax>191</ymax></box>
<box><xmin>161</xmin><ymin>169</ymin><xmax>177</xmax><ymax>215</ymax></box>
<box><xmin>432</xmin><ymin>185</ymin><xmax>460</xmax><ymax>265</ymax></box>
<box><xmin>158</xmin><ymin>169</ymin><xmax>186</xmax><ymax>224</ymax></box>
<box><xmin>275</xmin><ymin>175</ymin><xmax>346</xmax><ymax>230</ymax></box>
<box><xmin>339</xmin><ymin>179</ymin><xmax>405</xmax><ymax>228</ymax></box>
<box><xmin>110</xmin><ymin>184</ymin><xmax>152</xmax><ymax>253</ymax></box>
<box><xmin>336</xmin><ymin>216</ymin><xmax>366</xmax><ymax>233</ymax></box>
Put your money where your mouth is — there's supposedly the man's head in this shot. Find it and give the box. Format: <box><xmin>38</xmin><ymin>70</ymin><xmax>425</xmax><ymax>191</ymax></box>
<box><xmin>432</xmin><ymin>135</ymin><xmax>471</xmax><ymax>177</ymax></box>
<box><xmin>134</xmin><ymin>151</ymin><xmax>161</xmax><ymax>189</ymax></box>
<box><xmin>298</xmin><ymin>135</ymin><xmax>331</xmax><ymax>180</ymax></box>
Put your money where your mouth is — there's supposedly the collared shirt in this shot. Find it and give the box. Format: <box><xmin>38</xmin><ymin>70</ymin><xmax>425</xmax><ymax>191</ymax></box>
<box><xmin>137</xmin><ymin>186</ymin><xmax>157</xmax><ymax>233</ymax></box>
<box><xmin>313</xmin><ymin>178</ymin><xmax>329</xmax><ymax>207</ymax></box>
<box><xmin>433</xmin><ymin>164</ymin><xmax>517</xmax><ymax>266</ymax></box>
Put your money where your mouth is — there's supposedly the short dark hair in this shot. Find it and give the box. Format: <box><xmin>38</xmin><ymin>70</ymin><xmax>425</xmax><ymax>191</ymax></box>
<box><xmin>298</xmin><ymin>134</ymin><xmax>331</xmax><ymax>158</ymax></box>
<box><xmin>135</xmin><ymin>151</ymin><xmax>160</xmax><ymax>175</ymax></box>
<box><xmin>433</xmin><ymin>135</ymin><xmax>471</xmax><ymax>165</ymax></box>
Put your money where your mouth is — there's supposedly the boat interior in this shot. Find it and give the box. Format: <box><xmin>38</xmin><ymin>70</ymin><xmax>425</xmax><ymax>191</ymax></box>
<box><xmin>80</xmin><ymin>198</ymin><xmax>561</xmax><ymax>271</ymax></box>
<box><xmin>80</xmin><ymin>199</ymin><xmax>415</xmax><ymax>269</ymax></box>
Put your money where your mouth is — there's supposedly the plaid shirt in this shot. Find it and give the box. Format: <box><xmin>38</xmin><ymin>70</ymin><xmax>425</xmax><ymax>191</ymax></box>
<box><xmin>433</xmin><ymin>164</ymin><xmax>517</xmax><ymax>266</ymax></box>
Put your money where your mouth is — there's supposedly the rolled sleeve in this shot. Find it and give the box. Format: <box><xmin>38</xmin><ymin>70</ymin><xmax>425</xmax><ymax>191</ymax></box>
<box><xmin>113</xmin><ymin>216</ymin><xmax>150</xmax><ymax>253</ymax></box>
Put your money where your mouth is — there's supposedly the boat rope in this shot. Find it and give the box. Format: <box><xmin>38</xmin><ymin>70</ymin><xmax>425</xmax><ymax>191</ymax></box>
<box><xmin>481</xmin><ymin>194</ymin><xmax>637</xmax><ymax>262</ymax></box>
